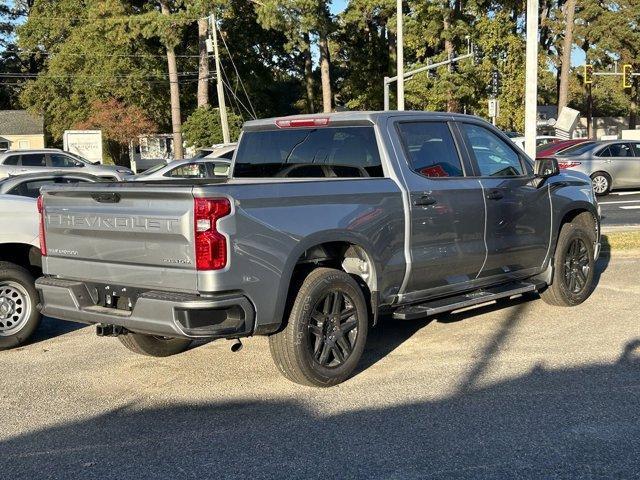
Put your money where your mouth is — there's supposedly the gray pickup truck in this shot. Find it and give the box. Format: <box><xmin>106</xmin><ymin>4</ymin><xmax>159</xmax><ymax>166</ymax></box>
<box><xmin>36</xmin><ymin>112</ymin><xmax>601</xmax><ymax>387</ymax></box>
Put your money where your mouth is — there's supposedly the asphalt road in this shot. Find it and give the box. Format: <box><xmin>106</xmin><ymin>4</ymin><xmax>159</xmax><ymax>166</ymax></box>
<box><xmin>1</xmin><ymin>254</ymin><xmax>640</xmax><ymax>479</ymax></box>
<box><xmin>599</xmin><ymin>190</ymin><xmax>640</xmax><ymax>228</ymax></box>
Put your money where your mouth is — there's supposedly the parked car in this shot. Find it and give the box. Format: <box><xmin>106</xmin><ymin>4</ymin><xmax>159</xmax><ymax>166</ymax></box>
<box><xmin>0</xmin><ymin>149</ymin><xmax>133</xmax><ymax>181</ymax></box>
<box><xmin>536</xmin><ymin>139</ymin><xmax>588</xmax><ymax>158</ymax></box>
<box><xmin>36</xmin><ymin>111</ymin><xmax>600</xmax><ymax>387</ymax></box>
<box><xmin>554</xmin><ymin>140</ymin><xmax>640</xmax><ymax>195</ymax></box>
<box><xmin>511</xmin><ymin>135</ymin><xmax>562</xmax><ymax>151</ymax></box>
<box><xmin>0</xmin><ymin>171</ymin><xmax>105</xmax><ymax>349</ymax></box>
<box><xmin>129</xmin><ymin>158</ymin><xmax>231</xmax><ymax>181</ymax></box>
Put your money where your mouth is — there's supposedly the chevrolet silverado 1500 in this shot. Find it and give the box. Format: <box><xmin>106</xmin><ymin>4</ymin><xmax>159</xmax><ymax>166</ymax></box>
<box><xmin>35</xmin><ymin>112</ymin><xmax>601</xmax><ymax>386</ymax></box>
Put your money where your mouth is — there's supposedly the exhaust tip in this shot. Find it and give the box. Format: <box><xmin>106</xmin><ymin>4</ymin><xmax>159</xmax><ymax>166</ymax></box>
<box><xmin>230</xmin><ymin>339</ymin><xmax>243</xmax><ymax>353</ymax></box>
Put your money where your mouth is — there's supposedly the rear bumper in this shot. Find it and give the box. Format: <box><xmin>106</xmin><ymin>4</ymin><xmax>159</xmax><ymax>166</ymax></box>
<box><xmin>35</xmin><ymin>277</ymin><xmax>255</xmax><ymax>339</ymax></box>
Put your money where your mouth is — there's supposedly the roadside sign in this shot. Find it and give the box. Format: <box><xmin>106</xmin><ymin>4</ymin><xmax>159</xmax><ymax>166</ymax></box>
<box><xmin>488</xmin><ymin>99</ymin><xmax>499</xmax><ymax>118</ymax></box>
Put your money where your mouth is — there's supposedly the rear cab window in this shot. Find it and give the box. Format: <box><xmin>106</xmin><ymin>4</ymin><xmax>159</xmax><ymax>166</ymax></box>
<box><xmin>233</xmin><ymin>126</ymin><xmax>383</xmax><ymax>178</ymax></box>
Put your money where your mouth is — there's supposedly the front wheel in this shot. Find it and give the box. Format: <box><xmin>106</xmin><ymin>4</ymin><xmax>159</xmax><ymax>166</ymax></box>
<box><xmin>0</xmin><ymin>262</ymin><xmax>41</xmax><ymax>350</ymax></box>
<box><xmin>591</xmin><ymin>172</ymin><xmax>611</xmax><ymax>196</ymax></box>
<box><xmin>269</xmin><ymin>268</ymin><xmax>369</xmax><ymax>387</ymax></box>
<box><xmin>118</xmin><ymin>333</ymin><xmax>192</xmax><ymax>357</ymax></box>
<box><xmin>540</xmin><ymin>223</ymin><xmax>596</xmax><ymax>307</ymax></box>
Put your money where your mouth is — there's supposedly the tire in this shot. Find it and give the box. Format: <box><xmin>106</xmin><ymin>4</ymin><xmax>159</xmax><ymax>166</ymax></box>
<box><xmin>590</xmin><ymin>171</ymin><xmax>611</xmax><ymax>196</ymax></box>
<box><xmin>540</xmin><ymin>223</ymin><xmax>596</xmax><ymax>307</ymax></box>
<box><xmin>0</xmin><ymin>262</ymin><xmax>41</xmax><ymax>350</ymax></box>
<box><xmin>118</xmin><ymin>333</ymin><xmax>192</xmax><ymax>357</ymax></box>
<box><xmin>269</xmin><ymin>268</ymin><xmax>369</xmax><ymax>387</ymax></box>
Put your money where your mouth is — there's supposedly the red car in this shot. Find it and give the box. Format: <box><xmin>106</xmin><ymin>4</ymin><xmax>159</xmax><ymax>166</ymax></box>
<box><xmin>536</xmin><ymin>139</ymin><xmax>588</xmax><ymax>158</ymax></box>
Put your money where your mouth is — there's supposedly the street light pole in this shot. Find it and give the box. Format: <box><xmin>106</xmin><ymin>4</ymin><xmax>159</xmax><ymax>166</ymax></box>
<box><xmin>524</xmin><ymin>0</ymin><xmax>539</xmax><ymax>158</ymax></box>
<box><xmin>396</xmin><ymin>0</ymin><xmax>405</xmax><ymax>111</ymax></box>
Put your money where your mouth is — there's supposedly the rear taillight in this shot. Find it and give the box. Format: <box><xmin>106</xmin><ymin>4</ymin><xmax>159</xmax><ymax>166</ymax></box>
<box><xmin>558</xmin><ymin>161</ymin><xmax>581</xmax><ymax>169</ymax></box>
<box><xmin>37</xmin><ymin>195</ymin><xmax>47</xmax><ymax>256</ymax></box>
<box><xmin>194</xmin><ymin>198</ymin><xmax>231</xmax><ymax>270</ymax></box>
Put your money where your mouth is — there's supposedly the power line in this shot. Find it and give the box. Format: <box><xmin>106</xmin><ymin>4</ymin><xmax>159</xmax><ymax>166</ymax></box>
<box><xmin>216</xmin><ymin>23</ymin><xmax>257</xmax><ymax>119</ymax></box>
<box><xmin>5</xmin><ymin>49</ymin><xmax>209</xmax><ymax>59</ymax></box>
<box><xmin>0</xmin><ymin>71</ymin><xmax>202</xmax><ymax>79</ymax></box>
<box><xmin>8</xmin><ymin>11</ymin><xmax>207</xmax><ymax>23</ymax></box>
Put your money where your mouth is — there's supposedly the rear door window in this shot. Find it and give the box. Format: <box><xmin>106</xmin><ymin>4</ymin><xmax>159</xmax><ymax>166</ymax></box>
<box><xmin>206</xmin><ymin>162</ymin><xmax>230</xmax><ymax>177</ymax></box>
<box><xmin>20</xmin><ymin>154</ymin><xmax>46</xmax><ymax>167</ymax></box>
<box><xmin>598</xmin><ymin>143</ymin><xmax>633</xmax><ymax>157</ymax></box>
<box><xmin>234</xmin><ymin>126</ymin><xmax>383</xmax><ymax>178</ymax></box>
<box><xmin>397</xmin><ymin>122</ymin><xmax>464</xmax><ymax>178</ymax></box>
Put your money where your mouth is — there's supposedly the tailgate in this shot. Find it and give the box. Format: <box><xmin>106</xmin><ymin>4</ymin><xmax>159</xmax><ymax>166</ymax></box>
<box><xmin>41</xmin><ymin>183</ymin><xmax>198</xmax><ymax>292</ymax></box>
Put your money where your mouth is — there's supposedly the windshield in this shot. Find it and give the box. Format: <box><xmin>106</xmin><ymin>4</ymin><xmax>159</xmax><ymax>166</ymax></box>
<box><xmin>556</xmin><ymin>142</ymin><xmax>597</xmax><ymax>156</ymax></box>
<box><xmin>233</xmin><ymin>126</ymin><xmax>383</xmax><ymax>178</ymax></box>
<box><xmin>136</xmin><ymin>163</ymin><xmax>167</xmax><ymax>176</ymax></box>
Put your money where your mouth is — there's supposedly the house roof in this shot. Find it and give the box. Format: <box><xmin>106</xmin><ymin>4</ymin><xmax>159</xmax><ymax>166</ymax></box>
<box><xmin>0</xmin><ymin>110</ymin><xmax>44</xmax><ymax>135</ymax></box>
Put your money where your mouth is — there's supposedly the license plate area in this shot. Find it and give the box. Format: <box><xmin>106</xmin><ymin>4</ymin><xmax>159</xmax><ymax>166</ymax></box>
<box><xmin>87</xmin><ymin>283</ymin><xmax>146</xmax><ymax>312</ymax></box>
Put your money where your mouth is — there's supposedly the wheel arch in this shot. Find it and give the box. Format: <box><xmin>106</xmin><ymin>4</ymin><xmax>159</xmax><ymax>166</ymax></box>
<box><xmin>0</xmin><ymin>243</ymin><xmax>42</xmax><ymax>276</ymax></box>
<box><xmin>271</xmin><ymin>232</ymin><xmax>382</xmax><ymax>334</ymax></box>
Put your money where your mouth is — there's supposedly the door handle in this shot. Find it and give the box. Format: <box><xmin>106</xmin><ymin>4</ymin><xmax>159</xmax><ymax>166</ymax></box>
<box><xmin>414</xmin><ymin>194</ymin><xmax>437</xmax><ymax>206</ymax></box>
<box><xmin>486</xmin><ymin>190</ymin><xmax>504</xmax><ymax>200</ymax></box>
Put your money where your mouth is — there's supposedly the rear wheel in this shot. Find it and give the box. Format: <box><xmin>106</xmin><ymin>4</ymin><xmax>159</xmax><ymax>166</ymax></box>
<box><xmin>541</xmin><ymin>223</ymin><xmax>595</xmax><ymax>307</ymax></box>
<box><xmin>0</xmin><ymin>262</ymin><xmax>41</xmax><ymax>350</ymax></box>
<box><xmin>118</xmin><ymin>333</ymin><xmax>192</xmax><ymax>357</ymax></box>
<box><xmin>269</xmin><ymin>268</ymin><xmax>369</xmax><ymax>387</ymax></box>
<box><xmin>590</xmin><ymin>172</ymin><xmax>611</xmax><ymax>196</ymax></box>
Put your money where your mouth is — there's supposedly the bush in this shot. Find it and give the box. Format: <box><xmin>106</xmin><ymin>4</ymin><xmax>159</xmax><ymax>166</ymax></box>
<box><xmin>182</xmin><ymin>107</ymin><xmax>243</xmax><ymax>148</ymax></box>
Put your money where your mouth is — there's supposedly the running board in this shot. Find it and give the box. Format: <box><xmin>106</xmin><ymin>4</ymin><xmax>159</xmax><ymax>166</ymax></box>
<box><xmin>392</xmin><ymin>281</ymin><xmax>545</xmax><ymax>320</ymax></box>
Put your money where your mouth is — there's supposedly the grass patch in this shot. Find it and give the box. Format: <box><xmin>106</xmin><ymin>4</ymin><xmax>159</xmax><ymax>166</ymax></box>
<box><xmin>602</xmin><ymin>231</ymin><xmax>640</xmax><ymax>252</ymax></box>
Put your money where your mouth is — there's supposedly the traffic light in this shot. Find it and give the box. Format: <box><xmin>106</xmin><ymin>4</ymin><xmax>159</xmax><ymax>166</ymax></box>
<box><xmin>427</xmin><ymin>59</ymin><xmax>435</xmax><ymax>79</ymax></box>
<box><xmin>448</xmin><ymin>50</ymin><xmax>458</xmax><ymax>73</ymax></box>
<box><xmin>623</xmin><ymin>64</ymin><xmax>633</xmax><ymax>89</ymax></box>
<box><xmin>491</xmin><ymin>69</ymin><xmax>500</xmax><ymax>96</ymax></box>
<box><xmin>473</xmin><ymin>45</ymin><xmax>483</xmax><ymax>66</ymax></box>
<box><xmin>583</xmin><ymin>64</ymin><xmax>593</xmax><ymax>85</ymax></box>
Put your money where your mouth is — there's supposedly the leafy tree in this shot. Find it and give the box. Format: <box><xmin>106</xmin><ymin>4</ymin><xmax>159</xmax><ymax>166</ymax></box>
<box><xmin>182</xmin><ymin>106</ymin><xmax>242</xmax><ymax>148</ymax></box>
<box><xmin>18</xmin><ymin>0</ymin><xmax>171</xmax><ymax>142</ymax></box>
<box><xmin>333</xmin><ymin>0</ymin><xmax>395</xmax><ymax>110</ymax></box>
<box><xmin>254</xmin><ymin>0</ymin><xmax>335</xmax><ymax>112</ymax></box>
<box><xmin>75</xmin><ymin>98</ymin><xmax>157</xmax><ymax>166</ymax></box>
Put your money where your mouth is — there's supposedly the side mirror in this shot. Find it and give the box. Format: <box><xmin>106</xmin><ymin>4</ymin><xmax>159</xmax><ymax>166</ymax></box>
<box><xmin>534</xmin><ymin>157</ymin><xmax>559</xmax><ymax>179</ymax></box>
<box><xmin>74</xmin><ymin>161</ymin><xmax>85</xmax><ymax>167</ymax></box>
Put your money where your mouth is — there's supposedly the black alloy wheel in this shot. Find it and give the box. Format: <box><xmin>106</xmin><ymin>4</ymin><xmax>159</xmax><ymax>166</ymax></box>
<box><xmin>563</xmin><ymin>238</ymin><xmax>590</xmax><ymax>295</ymax></box>
<box><xmin>308</xmin><ymin>289</ymin><xmax>359</xmax><ymax>368</ymax></box>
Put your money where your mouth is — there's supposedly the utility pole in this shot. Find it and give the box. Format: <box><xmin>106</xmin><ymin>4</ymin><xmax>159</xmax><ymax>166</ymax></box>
<box><xmin>197</xmin><ymin>16</ymin><xmax>209</xmax><ymax>108</ymax></box>
<box><xmin>396</xmin><ymin>0</ymin><xmax>404</xmax><ymax>111</ymax></box>
<box><xmin>160</xmin><ymin>0</ymin><xmax>184</xmax><ymax>160</ymax></box>
<box><xmin>524</xmin><ymin>0</ymin><xmax>539</xmax><ymax>159</ymax></box>
<box><xmin>210</xmin><ymin>13</ymin><xmax>230</xmax><ymax>144</ymax></box>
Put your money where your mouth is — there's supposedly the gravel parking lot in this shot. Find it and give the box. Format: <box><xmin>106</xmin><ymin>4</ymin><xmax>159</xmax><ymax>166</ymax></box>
<box><xmin>1</xmin><ymin>253</ymin><xmax>639</xmax><ymax>480</ymax></box>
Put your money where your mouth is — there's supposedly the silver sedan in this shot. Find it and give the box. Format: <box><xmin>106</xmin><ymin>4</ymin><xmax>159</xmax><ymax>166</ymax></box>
<box><xmin>554</xmin><ymin>140</ymin><xmax>640</xmax><ymax>195</ymax></box>
<box><xmin>129</xmin><ymin>157</ymin><xmax>231</xmax><ymax>181</ymax></box>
